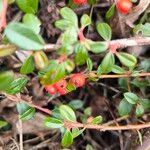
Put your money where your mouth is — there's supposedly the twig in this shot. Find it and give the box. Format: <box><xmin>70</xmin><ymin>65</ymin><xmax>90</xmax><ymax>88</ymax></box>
<box><xmin>17</xmin><ymin>119</ymin><xmax>23</xmax><ymax>150</ymax></box>
<box><xmin>6</xmin><ymin>94</ymin><xmax>52</xmax><ymax>115</ymax></box>
<box><xmin>88</xmin><ymin>72</ymin><xmax>150</xmax><ymax>79</ymax></box>
<box><xmin>64</xmin><ymin>121</ymin><xmax>150</xmax><ymax>131</ymax></box>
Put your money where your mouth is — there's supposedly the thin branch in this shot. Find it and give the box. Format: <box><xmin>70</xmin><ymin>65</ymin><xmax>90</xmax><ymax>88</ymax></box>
<box><xmin>88</xmin><ymin>72</ymin><xmax>150</xmax><ymax>79</ymax></box>
<box><xmin>64</xmin><ymin>121</ymin><xmax>150</xmax><ymax>131</ymax></box>
<box><xmin>6</xmin><ymin>94</ymin><xmax>52</xmax><ymax>115</ymax></box>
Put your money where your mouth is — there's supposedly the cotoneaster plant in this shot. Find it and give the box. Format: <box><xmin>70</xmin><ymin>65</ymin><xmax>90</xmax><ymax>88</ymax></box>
<box><xmin>0</xmin><ymin>0</ymin><xmax>150</xmax><ymax>148</ymax></box>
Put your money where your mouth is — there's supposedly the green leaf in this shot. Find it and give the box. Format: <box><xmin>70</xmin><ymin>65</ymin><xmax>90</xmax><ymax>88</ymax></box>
<box><xmin>131</xmin><ymin>78</ymin><xmax>149</xmax><ymax>88</ymax></box>
<box><xmin>97</xmin><ymin>52</ymin><xmax>115</xmax><ymax>74</ymax></box>
<box><xmin>66</xmin><ymin>82</ymin><xmax>76</xmax><ymax>93</ymax></box>
<box><xmin>133</xmin><ymin>23</ymin><xmax>150</xmax><ymax>37</ymax></box>
<box><xmin>112</xmin><ymin>65</ymin><xmax>125</xmax><ymax>74</ymax></box>
<box><xmin>5</xmin><ymin>23</ymin><xmax>44</xmax><ymax>50</ymax></box>
<box><xmin>61</xmin><ymin>129</ymin><xmax>73</xmax><ymax>147</ymax></box>
<box><xmin>0</xmin><ymin>45</ymin><xmax>17</xmax><ymax>57</ymax></box>
<box><xmin>84</xmin><ymin>107</ymin><xmax>92</xmax><ymax>116</ymax></box>
<box><xmin>59</xmin><ymin>105</ymin><xmax>76</xmax><ymax>121</ymax></box>
<box><xmin>64</xmin><ymin>59</ymin><xmax>75</xmax><ymax>73</ymax></box>
<box><xmin>0</xmin><ymin>71</ymin><xmax>14</xmax><ymax>91</ymax></box>
<box><xmin>6</xmin><ymin>77</ymin><xmax>28</xmax><ymax>94</ymax></box>
<box><xmin>87</xmin><ymin>0</ymin><xmax>97</xmax><ymax>5</ymax></box>
<box><xmin>124</xmin><ymin>92</ymin><xmax>139</xmax><ymax>104</ymax></box>
<box><xmin>118</xmin><ymin>99</ymin><xmax>132</xmax><ymax>116</ymax></box>
<box><xmin>81</xmin><ymin>14</ymin><xmax>91</xmax><ymax>28</ymax></box>
<box><xmin>44</xmin><ymin>117</ymin><xmax>64</xmax><ymax>129</ymax></box>
<box><xmin>91</xmin><ymin>116</ymin><xmax>103</xmax><ymax>125</ymax></box>
<box><xmin>72</xmin><ymin>128</ymin><xmax>85</xmax><ymax>138</ymax></box>
<box><xmin>90</xmin><ymin>42</ymin><xmax>108</xmax><ymax>53</ymax></box>
<box><xmin>60</xmin><ymin>7</ymin><xmax>78</xmax><ymax>28</ymax></box>
<box><xmin>139</xmin><ymin>59</ymin><xmax>150</xmax><ymax>72</ymax></box>
<box><xmin>55</xmin><ymin>19</ymin><xmax>74</xmax><ymax>30</ymax></box>
<box><xmin>136</xmin><ymin>104</ymin><xmax>144</xmax><ymax>117</ymax></box>
<box><xmin>116</xmin><ymin>52</ymin><xmax>137</xmax><ymax>68</ymax></box>
<box><xmin>42</xmin><ymin>63</ymin><xmax>66</xmax><ymax>85</ymax></box>
<box><xmin>139</xmin><ymin>99</ymin><xmax>150</xmax><ymax>110</ymax></box>
<box><xmin>16</xmin><ymin>0</ymin><xmax>38</xmax><ymax>14</ymax></box>
<box><xmin>23</xmin><ymin>13</ymin><xmax>41</xmax><ymax>34</ymax></box>
<box><xmin>0</xmin><ymin>120</ymin><xmax>8</xmax><ymax>129</ymax></box>
<box><xmin>97</xmin><ymin>23</ymin><xmax>112</xmax><ymax>40</ymax></box>
<box><xmin>105</xmin><ymin>4</ymin><xmax>116</xmax><ymax>21</ymax></box>
<box><xmin>20</xmin><ymin>55</ymin><xmax>35</xmax><ymax>74</ymax></box>
<box><xmin>86</xmin><ymin>58</ymin><xmax>93</xmax><ymax>72</ymax></box>
<box><xmin>75</xmin><ymin>44</ymin><xmax>88</xmax><ymax>66</ymax></box>
<box><xmin>69</xmin><ymin>100</ymin><xmax>84</xmax><ymax>110</ymax></box>
<box><xmin>17</xmin><ymin>102</ymin><xmax>35</xmax><ymax>120</ymax></box>
<box><xmin>61</xmin><ymin>27</ymin><xmax>78</xmax><ymax>46</ymax></box>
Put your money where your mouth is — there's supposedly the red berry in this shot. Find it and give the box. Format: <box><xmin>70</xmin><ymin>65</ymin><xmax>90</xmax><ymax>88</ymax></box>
<box><xmin>54</xmin><ymin>79</ymin><xmax>67</xmax><ymax>95</ymax></box>
<box><xmin>116</xmin><ymin>0</ymin><xmax>132</xmax><ymax>14</ymax></box>
<box><xmin>70</xmin><ymin>73</ymin><xmax>85</xmax><ymax>88</ymax></box>
<box><xmin>58</xmin><ymin>88</ymin><xmax>67</xmax><ymax>95</ymax></box>
<box><xmin>73</xmin><ymin>0</ymin><xmax>87</xmax><ymax>5</ymax></box>
<box><xmin>45</xmin><ymin>85</ymin><xmax>56</xmax><ymax>95</ymax></box>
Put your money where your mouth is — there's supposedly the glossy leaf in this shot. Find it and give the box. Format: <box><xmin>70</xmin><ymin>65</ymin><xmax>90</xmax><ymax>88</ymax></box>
<box><xmin>90</xmin><ymin>42</ymin><xmax>108</xmax><ymax>53</ymax></box>
<box><xmin>105</xmin><ymin>4</ymin><xmax>116</xmax><ymax>21</ymax></box>
<box><xmin>55</xmin><ymin>19</ymin><xmax>74</xmax><ymax>30</ymax></box>
<box><xmin>60</xmin><ymin>7</ymin><xmax>78</xmax><ymax>28</ymax></box>
<box><xmin>20</xmin><ymin>55</ymin><xmax>35</xmax><ymax>74</ymax></box>
<box><xmin>5</xmin><ymin>23</ymin><xmax>44</xmax><ymax>50</ymax></box>
<box><xmin>97</xmin><ymin>52</ymin><xmax>115</xmax><ymax>74</ymax></box>
<box><xmin>86</xmin><ymin>58</ymin><xmax>93</xmax><ymax>71</ymax></box>
<box><xmin>116</xmin><ymin>52</ymin><xmax>137</xmax><ymax>68</ymax></box>
<box><xmin>59</xmin><ymin>105</ymin><xmax>76</xmax><ymax>121</ymax></box>
<box><xmin>140</xmin><ymin>99</ymin><xmax>150</xmax><ymax>110</ymax></box>
<box><xmin>112</xmin><ymin>65</ymin><xmax>125</xmax><ymax>74</ymax></box>
<box><xmin>97</xmin><ymin>23</ymin><xmax>112</xmax><ymax>40</ymax></box>
<box><xmin>44</xmin><ymin>117</ymin><xmax>64</xmax><ymax>129</ymax></box>
<box><xmin>61</xmin><ymin>129</ymin><xmax>73</xmax><ymax>147</ymax></box>
<box><xmin>16</xmin><ymin>0</ymin><xmax>38</xmax><ymax>14</ymax></box>
<box><xmin>136</xmin><ymin>104</ymin><xmax>144</xmax><ymax>117</ymax></box>
<box><xmin>118</xmin><ymin>99</ymin><xmax>132</xmax><ymax>116</ymax></box>
<box><xmin>84</xmin><ymin>107</ymin><xmax>92</xmax><ymax>116</ymax></box>
<box><xmin>75</xmin><ymin>44</ymin><xmax>88</xmax><ymax>65</ymax></box>
<box><xmin>69</xmin><ymin>100</ymin><xmax>84</xmax><ymax>110</ymax></box>
<box><xmin>91</xmin><ymin>116</ymin><xmax>103</xmax><ymax>125</ymax></box>
<box><xmin>81</xmin><ymin>14</ymin><xmax>91</xmax><ymax>28</ymax></box>
<box><xmin>61</xmin><ymin>27</ymin><xmax>78</xmax><ymax>46</ymax></box>
<box><xmin>17</xmin><ymin>102</ymin><xmax>35</xmax><ymax>120</ymax></box>
<box><xmin>6</xmin><ymin>77</ymin><xmax>28</xmax><ymax>94</ymax></box>
<box><xmin>124</xmin><ymin>92</ymin><xmax>139</xmax><ymax>104</ymax></box>
<box><xmin>72</xmin><ymin>128</ymin><xmax>85</xmax><ymax>138</ymax></box>
<box><xmin>0</xmin><ymin>120</ymin><xmax>8</xmax><ymax>128</ymax></box>
<box><xmin>133</xmin><ymin>23</ymin><xmax>150</xmax><ymax>37</ymax></box>
<box><xmin>0</xmin><ymin>71</ymin><xmax>14</xmax><ymax>91</ymax></box>
<box><xmin>23</xmin><ymin>13</ymin><xmax>41</xmax><ymax>34</ymax></box>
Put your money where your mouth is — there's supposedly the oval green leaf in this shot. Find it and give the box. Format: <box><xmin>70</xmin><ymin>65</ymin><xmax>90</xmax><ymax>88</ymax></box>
<box><xmin>44</xmin><ymin>117</ymin><xmax>64</xmax><ymax>129</ymax></box>
<box><xmin>59</xmin><ymin>105</ymin><xmax>76</xmax><ymax>121</ymax></box>
<box><xmin>97</xmin><ymin>23</ymin><xmax>112</xmax><ymax>41</ymax></box>
<box><xmin>5</xmin><ymin>23</ymin><xmax>44</xmax><ymax>50</ymax></box>
<box><xmin>116</xmin><ymin>52</ymin><xmax>137</xmax><ymax>68</ymax></box>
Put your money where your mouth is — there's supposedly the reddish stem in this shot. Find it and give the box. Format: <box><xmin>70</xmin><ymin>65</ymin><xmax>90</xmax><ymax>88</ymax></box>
<box><xmin>0</xmin><ymin>0</ymin><xmax>8</xmax><ymax>31</ymax></box>
<box><xmin>78</xmin><ymin>28</ymin><xmax>86</xmax><ymax>42</ymax></box>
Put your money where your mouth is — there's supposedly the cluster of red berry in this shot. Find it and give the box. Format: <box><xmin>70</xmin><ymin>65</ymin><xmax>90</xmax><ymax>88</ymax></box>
<box><xmin>45</xmin><ymin>73</ymin><xmax>86</xmax><ymax>96</ymax></box>
<box><xmin>116</xmin><ymin>0</ymin><xmax>133</xmax><ymax>14</ymax></box>
<box><xmin>73</xmin><ymin>0</ymin><xmax>87</xmax><ymax>5</ymax></box>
